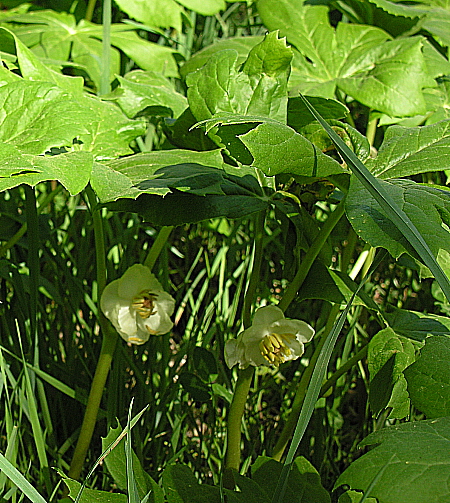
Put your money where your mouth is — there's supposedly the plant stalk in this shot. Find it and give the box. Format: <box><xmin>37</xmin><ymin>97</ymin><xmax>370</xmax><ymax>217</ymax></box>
<box><xmin>278</xmin><ymin>198</ymin><xmax>346</xmax><ymax>312</ymax></box>
<box><xmin>68</xmin><ymin>185</ymin><xmax>115</xmax><ymax>480</ymax></box>
<box><xmin>223</xmin><ymin>211</ymin><xmax>265</xmax><ymax>488</ymax></box>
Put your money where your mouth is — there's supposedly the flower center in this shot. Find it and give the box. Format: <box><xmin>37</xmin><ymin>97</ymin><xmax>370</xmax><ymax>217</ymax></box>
<box><xmin>259</xmin><ymin>332</ymin><xmax>296</xmax><ymax>366</ymax></box>
<box><xmin>131</xmin><ymin>290</ymin><xmax>158</xmax><ymax>319</ymax></box>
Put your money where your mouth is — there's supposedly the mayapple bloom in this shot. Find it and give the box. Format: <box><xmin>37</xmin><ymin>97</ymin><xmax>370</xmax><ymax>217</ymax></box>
<box><xmin>225</xmin><ymin>305</ymin><xmax>314</xmax><ymax>369</ymax></box>
<box><xmin>100</xmin><ymin>264</ymin><xmax>175</xmax><ymax>345</ymax></box>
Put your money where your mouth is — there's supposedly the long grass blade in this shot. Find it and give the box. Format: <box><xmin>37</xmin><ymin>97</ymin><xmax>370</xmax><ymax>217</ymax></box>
<box><xmin>299</xmin><ymin>94</ymin><xmax>450</xmax><ymax>303</ymax></box>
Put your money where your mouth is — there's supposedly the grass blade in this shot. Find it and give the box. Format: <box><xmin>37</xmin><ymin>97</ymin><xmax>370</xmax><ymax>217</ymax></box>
<box><xmin>299</xmin><ymin>94</ymin><xmax>450</xmax><ymax>303</ymax></box>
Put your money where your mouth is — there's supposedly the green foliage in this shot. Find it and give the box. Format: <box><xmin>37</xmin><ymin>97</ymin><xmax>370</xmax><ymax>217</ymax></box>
<box><xmin>1</xmin><ymin>1</ymin><xmax>450</xmax><ymax>503</ymax></box>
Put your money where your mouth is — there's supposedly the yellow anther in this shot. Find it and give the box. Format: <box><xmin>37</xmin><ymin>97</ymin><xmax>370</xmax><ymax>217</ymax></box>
<box><xmin>132</xmin><ymin>290</ymin><xmax>158</xmax><ymax>319</ymax></box>
<box><xmin>259</xmin><ymin>332</ymin><xmax>296</xmax><ymax>366</ymax></box>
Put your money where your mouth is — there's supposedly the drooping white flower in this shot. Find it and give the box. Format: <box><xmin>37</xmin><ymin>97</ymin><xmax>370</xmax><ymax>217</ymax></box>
<box><xmin>225</xmin><ymin>305</ymin><xmax>314</xmax><ymax>369</ymax></box>
<box><xmin>100</xmin><ymin>264</ymin><xmax>175</xmax><ymax>345</ymax></box>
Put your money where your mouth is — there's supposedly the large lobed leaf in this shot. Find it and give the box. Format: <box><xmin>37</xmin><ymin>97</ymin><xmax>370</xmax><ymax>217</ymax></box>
<box><xmin>335</xmin><ymin>417</ymin><xmax>450</xmax><ymax>503</ymax></box>
<box><xmin>256</xmin><ymin>0</ymin><xmax>432</xmax><ymax>117</ymax></box>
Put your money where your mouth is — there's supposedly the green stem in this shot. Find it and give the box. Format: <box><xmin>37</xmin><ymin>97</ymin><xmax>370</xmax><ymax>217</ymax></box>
<box><xmin>68</xmin><ymin>185</ymin><xmax>116</xmax><ymax>480</ymax></box>
<box><xmin>223</xmin><ymin>211</ymin><xmax>265</xmax><ymax>488</ymax></box>
<box><xmin>366</xmin><ymin>114</ymin><xmax>378</xmax><ymax>148</ymax></box>
<box><xmin>144</xmin><ymin>226</ymin><xmax>174</xmax><ymax>271</ymax></box>
<box><xmin>85</xmin><ymin>0</ymin><xmax>97</xmax><ymax>22</ymax></box>
<box><xmin>100</xmin><ymin>0</ymin><xmax>111</xmax><ymax>96</ymax></box>
<box><xmin>271</xmin><ymin>303</ymin><xmax>341</xmax><ymax>461</ymax></box>
<box><xmin>223</xmin><ymin>365</ymin><xmax>254</xmax><ymax>488</ymax></box>
<box><xmin>278</xmin><ymin>198</ymin><xmax>346</xmax><ymax>313</ymax></box>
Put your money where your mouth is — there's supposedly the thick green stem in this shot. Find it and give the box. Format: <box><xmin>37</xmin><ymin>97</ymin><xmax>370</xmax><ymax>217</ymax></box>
<box><xmin>278</xmin><ymin>198</ymin><xmax>346</xmax><ymax>313</ymax></box>
<box><xmin>223</xmin><ymin>211</ymin><xmax>265</xmax><ymax>488</ymax></box>
<box><xmin>223</xmin><ymin>366</ymin><xmax>254</xmax><ymax>487</ymax></box>
<box><xmin>366</xmin><ymin>115</ymin><xmax>378</xmax><ymax>148</ymax></box>
<box><xmin>68</xmin><ymin>185</ymin><xmax>114</xmax><ymax>480</ymax></box>
<box><xmin>67</xmin><ymin>325</ymin><xmax>118</xmax><ymax>480</ymax></box>
<box><xmin>144</xmin><ymin>226</ymin><xmax>174</xmax><ymax>271</ymax></box>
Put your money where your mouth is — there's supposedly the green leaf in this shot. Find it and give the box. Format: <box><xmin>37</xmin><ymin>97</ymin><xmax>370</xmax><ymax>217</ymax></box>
<box><xmin>300</xmin><ymin>94</ymin><xmax>450</xmax><ymax>303</ymax></box>
<box><xmin>192</xmin><ymin>347</ymin><xmax>218</xmax><ymax>382</ymax></box>
<box><xmin>404</xmin><ymin>335</ymin><xmax>450</xmax><ymax>417</ymax></box>
<box><xmin>0</xmin><ymin>151</ymin><xmax>93</xmax><ymax>195</ymax></box>
<box><xmin>180</xmin><ymin>36</ymin><xmax>264</xmax><ymax>79</ymax></box>
<box><xmin>77</xmin><ymin>95</ymin><xmax>146</xmax><ymax>159</ymax></box>
<box><xmin>0</xmin><ymin>80</ymin><xmax>90</xmax><ymax>154</ymax></box>
<box><xmin>187</xmin><ymin>32</ymin><xmax>292</xmax><ymax>123</ymax></box>
<box><xmin>113</xmin><ymin>0</ymin><xmax>183</xmax><ymax>31</ymax></box>
<box><xmin>346</xmin><ymin>177</ymin><xmax>450</xmax><ymax>260</ymax></box>
<box><xmin>251</xmin><ymin>456</ymin><xmax>330</xmax><ymax>503</ymax></box>
<box><xmin>367</xmin><ymin>119</ymin><xmax>450</xmax><ymax>179</ymax></box>
<box><xmin>63</xmin><ymin>476</ymin><xmax>127</xmax><ymax>503</ymax></box>
<box><xmin>176</xmin><ymin>0</ymin><xmax>225</xmax><ymax>16</ymax></box>
<box><xmin>257</xmin><ymin>1</ymin><xmax>431</xmax><ymax>116</ymax></box>
<box><xmin>367</xmin><ymin>328</ymin><xmax>415</xmax><ymax>418</ymax></box>
<box><xmin>287</xmin><ymin>96</ymin><xmax>348</xmax><ymax>131</ymax></box>
<box><xmin>102</xmin><ymin>422</ymin><xmax>163</xmax><ymax>502</ymax></box>
<box><xmin>335</xmin><ymin>417</ymin><xmax>450</xmax><ymax>503</ymax></box>
<box><xmin>338</xmin><ymin>490</ymin><xmax>377</xmax><ymax>503</ymax></box>
<box><xmin>1</xmin><ymin>25</ymin><xmax>85</xmax><ymax>95</ymax></box>
<box><xmin>94</xmin><ymin>150</ymin><xmax>269</xmax><ymax>225</ymax></box>
<box><xmin>383</xmin><ymin>307</ymin><xmax>450</xmax><ymax>342</ymax></box>
<box><xmin>239</xmin><ymin>121</ymin><xmax>344</xmax><ymax>177</ymax></box>
<box><xmin>115</xmin><ymin>70</ymin><xmax>188</xmax><ymax>118</ymax></box>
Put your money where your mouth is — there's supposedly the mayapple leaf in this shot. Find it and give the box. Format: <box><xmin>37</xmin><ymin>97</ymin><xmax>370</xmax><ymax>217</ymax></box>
<box><xmin>239</xmin><ymin>121</ymin><xmax>344</xmax><ymax>177</ymax></box>
<box><xmin>257</xmin><ymin>0</ymin><xmax>431</xmax><ymax>116</ymax></box>
<box><xmin>115</xmin><ymin>70</ymin><xmax>188</xmax><ymax>119</ymax></box>
<box><xmin>346</xmin><ymin>177</ymin><xmax>450</xmax><ymax>260</ymax></box>
<box><xmin>113</xmin><ymin>0</ymin><xmax>183</xmax><ymax>31</ymax></box>
<box><xmin>93</xmin><ymin>149</ymin><xmax>269</xmax><ymax>225</ymax></box>
<box><xmin>0</xmin><ymin>80</ymin><xmax>91</xmax><ymax>155</ymax></box>
<box><xmin>367</xmin><ymin>119</ymin><xmax>450</xmax><ymax>179</ymax></box>
<box><xmin>384</xmin><ymin>307</ymin><xmax>450</xmax><ymax>342</ymax></box>
<box><xmin>187</xmin><ymin>32</ymin><xmax>292</xmax><ymax>124</ymax></box>
<box><xmin>77</xmin><ymin>95</ymin><xmax>146</xmax><ymax>159</ymax></box>
<box><xmin>404</xmin><ymin>335</ymin><xmax>450</xmax><ymax>418</ymax></box>
<box><xmin>251</xmin><ymin>456</ymin><xmax>331</xmax><ymax>503</ymax></box>
<box><xmin>0</xmin><ymin>151</ymin><xmax>93</xmax><ymax>195</ymax></box>
<box><xmin>176</xmin><ymin>0</ymin><xmax>225</xmax><ymax>16</ymax></box>
<box><xmin>367</xmin><ymin>328</ymin><xmax>415</xmax><ymax>418</ymax></box>
<box><xmin>63</xmin><ymin>476</ymin><xmax>127</xmax><ymax>503</ymax></box>
<box><xmin>180</xmin><ymin>35</ymin><xmax>264</xmax><ymax>78</ymax></box>
<box><xmin>335</xmin><ymin>417</ymin><xmax>450</xmax><ymax>503</ymax></box>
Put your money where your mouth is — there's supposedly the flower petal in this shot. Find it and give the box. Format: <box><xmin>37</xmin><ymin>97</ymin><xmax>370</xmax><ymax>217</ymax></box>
<box><xmin>118</xmin><ymin>264</ymin><xmax>163</xmax><ymax>299</ymax></box>
<box><xmin>252</xmin><ymin>305</ymin><xmax>285</xmax><ymax>326</ymax></box>
<box><xmin>272</xmin><ymin>319</ymin><xmax>315</xmax><ymax>343</ymax></box>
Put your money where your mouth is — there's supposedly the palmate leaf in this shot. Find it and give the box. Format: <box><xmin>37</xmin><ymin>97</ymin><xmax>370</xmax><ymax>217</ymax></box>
<box><xmin>335</xmin><ymin>417</ymin><xmax>450</xmax><ymax>503</ymax></box>
<box><xmin>3</xmin><ymin>10</ymin><xmax>179</xmax><ymax>86</ymax></box>
<box><xmin>257</xmin><ymin>0</ymin><xmax>433</xmax><ymax>117</ymax></box>
<box><xmin>186</xmin><ymin>31</ymin><xmax>292</xmax><ymax>124</ymax></box>
<box><xmin>93</xmin><ymin>150</ymin><xmax>269</xmax><ymax>225</ymax></box>
<box><xmin>346</xmin><ymin>178</ymin><xmax>450</xmax><ymax>259</ymax></box>
<box><xmin>114</xmin><ymin>70</ymin><xmax>188</xmax><ymax>119</ymax></box>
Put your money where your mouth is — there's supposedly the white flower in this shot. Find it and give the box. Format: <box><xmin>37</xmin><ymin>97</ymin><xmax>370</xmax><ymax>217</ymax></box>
<box><xmin>100</xmin><ymin>264</ymin><xmax>175</xmax><ymax>345</ymax></box>
<box><xmin>225</xmin><ymin>305</ymin><xmax>314</xmax><ymax>369</ymax></box>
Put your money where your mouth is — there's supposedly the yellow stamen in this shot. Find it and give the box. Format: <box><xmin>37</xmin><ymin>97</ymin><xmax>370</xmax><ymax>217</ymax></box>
<box><xmin>131</xmin><ymin>290</ymin><xmax>158</xmax><ymax>319</ymax></box>
<box><xmin>259</xmin><ymin>332</ymin><xmax>296</xmax><ymax>366</ymax></box>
